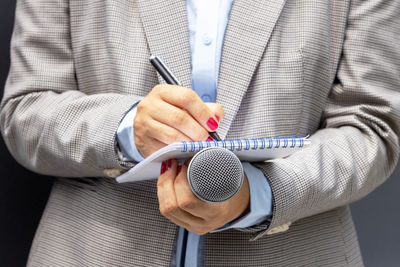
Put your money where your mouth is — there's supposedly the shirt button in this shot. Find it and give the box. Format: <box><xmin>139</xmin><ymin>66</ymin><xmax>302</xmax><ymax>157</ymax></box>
<box><xmin>201</xmin><ymin>94</ymin><xmax>211</xmax><ymax>102</ymax></box>
<box><xmin>202</xmin><ymin>35</ymin><xmax>213</xmax><ymax>46</ymax></box>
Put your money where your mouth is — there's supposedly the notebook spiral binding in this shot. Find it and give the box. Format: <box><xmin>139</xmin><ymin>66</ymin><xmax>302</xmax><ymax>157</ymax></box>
<box><xmin>181</xmin><ymin>136</ymin><xmax>306</xmax><ymax>153</ymax></box>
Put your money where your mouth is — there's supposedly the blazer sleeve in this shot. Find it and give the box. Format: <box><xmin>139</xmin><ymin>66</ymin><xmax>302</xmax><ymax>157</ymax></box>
<box><xmin>0</xmin><ymin>0</ymin><xmax>139</xmax><ymax>177</ymax></box>
<box><xmin>248</xmin><ymin>0</ymin><xmax>400</xmax><ymax>240</ymax></box>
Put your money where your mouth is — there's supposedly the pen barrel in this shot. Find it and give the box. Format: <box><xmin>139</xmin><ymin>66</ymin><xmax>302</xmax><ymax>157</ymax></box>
<box><xmin>149</xmin><ymin>55</ymin><xmax>181</xmax><ymax>86</ymax></box>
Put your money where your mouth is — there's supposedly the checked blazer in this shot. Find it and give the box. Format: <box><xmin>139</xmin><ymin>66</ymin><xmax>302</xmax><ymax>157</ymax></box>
<box><xmin>1</xmin><ymin>0</ymin><xmax>400</xmax><ymax>266</ymax></box>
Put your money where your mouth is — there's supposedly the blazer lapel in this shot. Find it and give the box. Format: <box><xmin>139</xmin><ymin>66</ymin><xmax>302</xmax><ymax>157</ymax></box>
<box><xmin>138</xmin><ymin>0</ymin><xmax>192</xmax><ymax>88</ymax></box>
<box><xmin>217</xmin><ymin>0</ymin><xmax>287</xmax><ymax>139</ymax></box>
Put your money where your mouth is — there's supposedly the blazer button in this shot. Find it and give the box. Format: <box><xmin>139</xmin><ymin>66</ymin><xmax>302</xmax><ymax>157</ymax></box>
<box><xmin>103</xmin><ymin>168</ymin><xmax>122</xmax><ymax>178</ymax></box>
<box><xmin>266</xmin><ymin>221</ymin><xmax>292</xmax><ymax>235</ymax></box>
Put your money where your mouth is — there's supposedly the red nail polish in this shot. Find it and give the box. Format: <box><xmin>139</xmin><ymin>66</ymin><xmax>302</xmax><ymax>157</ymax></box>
<box><xmin>215</xmin><ymin>115</ymin><xmax>220</xmax><ymax>122</ymax></box>
<box><xmin>207</xmin><ymin>117</ymin><xmax>218</xmax><ymax>131</ymax></box>
<box><xmin>206</xmin><ymin>136</ymin><xmax>214</xmax><ymax>141</ymax></box>
<box><xmin>177</xmin><ymin>165</ymin><xmax>182</xmax><ymax>175</ymax></box>
<box><xmin>160</xmin><ymin>161</ymin><xmax>166</xmax><ymax>175</ymax></box>
<box><xmin>167</xmin><ymin>159</ymin><xmax>172</xmax><ymax>170</ymax></box>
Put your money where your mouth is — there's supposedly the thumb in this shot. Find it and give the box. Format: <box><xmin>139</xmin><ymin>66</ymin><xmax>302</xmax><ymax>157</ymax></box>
<box><xmin>205</xmin><ymin>103</ymin><xmax>224</xmax><ymax>123</ymax></box>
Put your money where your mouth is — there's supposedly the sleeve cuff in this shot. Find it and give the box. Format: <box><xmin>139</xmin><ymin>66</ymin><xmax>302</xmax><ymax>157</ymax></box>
<box><xmin>212</xmin><ymin>162</ymin><xmax>273</xmax><ymax>232</ymax></box>
<box><xmin>116</xmin><ymin>101</ymin><xmax>145</xmax><ymax>163</ymax></box>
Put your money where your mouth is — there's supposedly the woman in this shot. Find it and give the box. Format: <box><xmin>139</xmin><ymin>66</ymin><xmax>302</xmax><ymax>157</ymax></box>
<box><xmin>1</xmin><ymin>0</ymin><xmax>399</xmax><ymax>266</ymax></box>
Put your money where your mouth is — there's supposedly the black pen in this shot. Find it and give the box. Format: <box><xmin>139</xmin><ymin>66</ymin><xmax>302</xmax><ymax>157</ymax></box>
<box><xmin>149</xmin><ymin>55</ymin><xmax>222</xmax><ymax>141</ymax></box>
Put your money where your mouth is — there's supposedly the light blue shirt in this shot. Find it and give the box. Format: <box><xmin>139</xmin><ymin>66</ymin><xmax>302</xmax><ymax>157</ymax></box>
<box><xmin>116</xmin><ymin>0</ymin><xmax>272</xmax><ymax>266</ymax></box>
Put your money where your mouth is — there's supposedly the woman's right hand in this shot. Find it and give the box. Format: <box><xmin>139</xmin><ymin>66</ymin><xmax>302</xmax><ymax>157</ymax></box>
<box><xmin>134</xmin><ymin>84</ymin><xmax>224</xmax><ymax>158</ymax></box>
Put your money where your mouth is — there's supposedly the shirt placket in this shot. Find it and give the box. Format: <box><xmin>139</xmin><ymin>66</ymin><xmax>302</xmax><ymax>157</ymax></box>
<box><xmin>191</xmin><ymin>0</ymin><xmax>220</xmax><ymax>103</ymax></box>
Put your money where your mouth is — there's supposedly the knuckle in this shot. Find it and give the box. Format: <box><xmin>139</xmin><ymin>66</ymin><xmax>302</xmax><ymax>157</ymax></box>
<box><xmin>153</xmin><ymin>84</ymin><xmax>163</xmax><ymax>93</ymax></box>
<box><xmin>134</xmin><ymin>134</ymin><xmax>143</xmax><ymax>147</ymax></box>
<box><xmin>174</xmin><ymin>175</ymin><xmax>187</xmax><ymax>187</ymax></box>
<box><xmin>160</xmin><ymin>203</ymin><xmax>178</xmax><ymax>216</ymax></box>
<box><xmin>136</xmin><ymin>101</ymin><xmax>144</xmax><ymax>111</ymax></box>
<box><xmin>159</xmin><ymin>205</ymin><xmax>168</xmax><ymax>216</ymax></box>
<box><xmin>194</xmin><ymin>227</ymin><xmax>209</xmax><ymax>236</ymax></box>
<box><xmin>164</xmin><ymin>129</ymin><xmax>178</xmax><ymax>143</ymax></box>
<box><xmin>172</xmin><ymin>110</ymin><xmax>186</xmax><ymax>126</ymax></box>
<box><xmin>134</xmin><ymin>115</ymin><xmax>144</xmax><ymax>129</ymax></box>
<box><xmin>157</xmin><ymin>84</ymin><xmax>170</xmax><ymax>96</ymax></box>
<box><xmin>182</xmin><ymin>90</ymin><xmax>196</xmax><ymax>104</ymax></box>
<box><xmin>157</xmin><ymin>177</ymin><xmax>167</xmax><ymax>188</ymax></box>
<box><xmin>178</xmin><ymin>198</ymin><xmax>195</xmax><ymax>210</ymax></box>
<box><xmin>133</xmin><ymin>113</ymin><xmax>140</xmax><ymax>125</ymax></box>
<box><xmin>136</xmin><ymin>101</ymin><xmax>148</xmax><ymax>114</ymax></box>
<box><xmin>133</xmin><ymin>126</ymin><xmax>145</xmax><ymax>145</ymax></box>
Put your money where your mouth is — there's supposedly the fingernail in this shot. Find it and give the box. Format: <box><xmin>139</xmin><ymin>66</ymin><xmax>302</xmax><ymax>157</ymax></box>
<box><xmin>167</xmin><ymin>159</ymin><xmax>172</xmax><ymax>170</ymax></box>
<box><xmin>215</xmin><ymin>115</ymin><xmax>220</xmax><ymax>122</ymax></box>
<box><xmin>206</xmin><ymin>136</ymin><xmax>214</xmax><ymax>141</ymax></box>
<box><xmin>177</xmin><ymin>165</ymin><xmax>182</xmax><ymax>175</ymax></box>
<box><xmin>207</xmin><ymin>117</ymin><xmax>218</xmax><ymax>131</ymax></box>
<box><xmin>160</xmin><ymin>161</ymin><xmax>166</xmax><ymax>175</ymax></box>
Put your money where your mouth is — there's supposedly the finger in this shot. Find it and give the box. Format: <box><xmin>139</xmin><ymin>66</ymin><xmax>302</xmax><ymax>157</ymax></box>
<box><xmin>183</xmin><ymin>159</ymin><xmax>226</xmax><ymax>220</ymax></box>
<box><xmin>165</xmin><ymin>213</ymin><xmax>209</xmax><ymax>235</ymax></box>
<box><xmin>165</xmin><ymin>207</ymin><xmax>205</xmax><ymax>231</ymax></box>
<box><xmin>204</xmin><ymin>103</ymin><xmax>224</xmax><ymax>123</ymax></box>
<box><xmin>146</xmin><ymin>118</ymin><xmax>193</xmax><ymax>145</ymax></box>
<box><xmin>148</xmin><ymin>100</ymin><xmax>210</xmax><ymax>142</ymax></box>
<box><xmin>174</xmin><ymin>163</ymin><xmax>213</xmax><ymax>219</ymax></box>
<box><xmin>157</xmin><ymin>159</ymin><xmax>178</xmax><ymax>200</ymax></box>
<box><xmin>157</xmin><ymin>160</ymin><xmax>204</xmax><ymax>226</ymax></box>
<box><xmin>164</xmin><ymin>212</ymin><xmax>192</xmax><ymax>229</ymax></box>
<box><xmin>184</xmin><ymin>158</ymin><xmax>191</xmax><ymax>167</ymax></box>
<box><xmin>157</xmin><ymin>85</ymin><xmax>220</xmax><ymax>132</ymax></box>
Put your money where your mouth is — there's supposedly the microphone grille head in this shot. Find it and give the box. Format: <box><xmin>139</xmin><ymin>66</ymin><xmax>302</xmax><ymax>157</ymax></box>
<box><xmin>187</xmin><ymin>147</ymin><xmax>244</xmax><ymax>203</ymax></box>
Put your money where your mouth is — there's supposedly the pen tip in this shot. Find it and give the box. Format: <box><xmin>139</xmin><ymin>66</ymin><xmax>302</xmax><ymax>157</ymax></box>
<box><xmin>149</xmin><ymin>55</ymin><xmax>156</xmax><ymax>61</ymax></box>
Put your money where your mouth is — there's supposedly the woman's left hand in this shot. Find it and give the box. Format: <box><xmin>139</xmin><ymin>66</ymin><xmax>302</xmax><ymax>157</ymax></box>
<box><xmin>157</xmin><ymin>159</ymin><xmax>250</xmax><ymax>235</ymax></box>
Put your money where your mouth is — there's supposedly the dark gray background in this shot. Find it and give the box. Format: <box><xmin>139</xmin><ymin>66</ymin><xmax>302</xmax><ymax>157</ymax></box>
<box><xmin>0</xmin><ymin>1</ymin><xmax>399</xmax><ymax>266</ymax></box>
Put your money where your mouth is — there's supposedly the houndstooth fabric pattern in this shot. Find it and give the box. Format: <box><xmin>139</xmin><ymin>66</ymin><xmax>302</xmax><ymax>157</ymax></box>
<box><xmin>1</xmin><ymin>0</ymin><xmax>400</xmax><ymax>266</ymax></box>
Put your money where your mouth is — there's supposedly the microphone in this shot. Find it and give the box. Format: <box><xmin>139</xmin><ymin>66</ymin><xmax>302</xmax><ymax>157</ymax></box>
<box><xmin>187</xmin><ymin>147</ymin><xmax>244</xmax><ymax>203</ymax></box>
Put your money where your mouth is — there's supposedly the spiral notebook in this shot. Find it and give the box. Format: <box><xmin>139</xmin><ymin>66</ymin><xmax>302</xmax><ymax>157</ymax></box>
<box><xmin>116</xmin><ymin>136</ymin><xmax>310</xmax><ymax>183</ymax></box>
